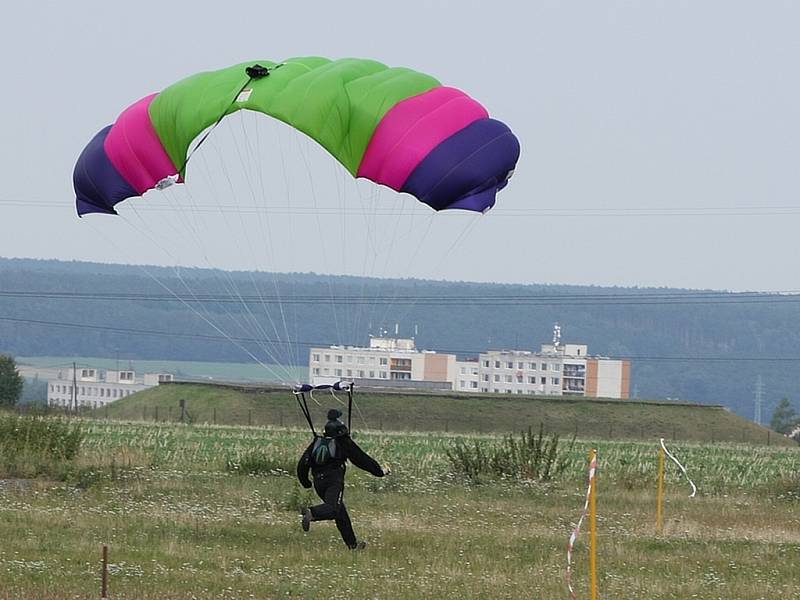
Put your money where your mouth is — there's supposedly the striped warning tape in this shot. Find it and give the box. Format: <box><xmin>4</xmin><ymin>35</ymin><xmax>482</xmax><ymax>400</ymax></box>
<box><xmin>660</xmin><ymin>438</ymin><xmax>697</xmax><ymax>497</ymax></box>
<box><xmin>566</xmin><ymin>450</ymin><xmax>597</xmax><ymax>599</ymax></box>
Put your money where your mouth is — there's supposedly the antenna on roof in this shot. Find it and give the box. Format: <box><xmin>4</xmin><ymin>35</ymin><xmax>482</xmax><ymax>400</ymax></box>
<box><xmin>553</xmin><ymin>322</ymin><xmax>562</xmax><ymax>352</ymax></box>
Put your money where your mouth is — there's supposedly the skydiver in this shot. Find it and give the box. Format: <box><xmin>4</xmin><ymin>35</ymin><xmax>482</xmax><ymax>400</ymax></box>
<box><xmin>296</xmin><ymin>408</ymin><xmax>388</xmax><ymax>550</ymax></box>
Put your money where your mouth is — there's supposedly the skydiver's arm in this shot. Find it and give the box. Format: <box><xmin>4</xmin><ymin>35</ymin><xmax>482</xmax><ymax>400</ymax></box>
<box><xmin>296</xmin><ymin>441</ymin><xmax>314</xmax><ymax>488</ymax></box>
<box><xmin>340</xmin><ymin>436</ymin><xmax>384</xmax><ymax>477</ymax></box>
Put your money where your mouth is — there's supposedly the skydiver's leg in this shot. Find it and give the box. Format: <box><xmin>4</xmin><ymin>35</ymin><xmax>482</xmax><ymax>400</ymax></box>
<box><xmin>310</xmin><ymin>477</ymin><xmax>337</xmax><ymax>521</ymax></box>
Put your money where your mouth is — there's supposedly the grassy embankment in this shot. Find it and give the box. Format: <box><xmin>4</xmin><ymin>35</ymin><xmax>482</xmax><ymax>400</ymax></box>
<box><xmin>97</xmin><ymin>382</ymin><xmax>791</xmax><ymax>446</ymax></box>
<box><xmin>0</xmin><ymin>414</ymin><xmax>798</xmax><ymax>599</ymax></box>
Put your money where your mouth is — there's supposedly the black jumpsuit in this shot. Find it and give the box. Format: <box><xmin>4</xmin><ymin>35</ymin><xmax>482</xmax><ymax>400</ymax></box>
<box><xmin>296</xmin><ymin>435</ymin><xmax>384</xmax><ymax>548</ymax></box>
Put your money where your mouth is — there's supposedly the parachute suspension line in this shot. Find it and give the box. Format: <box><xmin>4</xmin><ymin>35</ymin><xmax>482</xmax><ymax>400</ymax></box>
<box><xmin>272</xmin><ymin>119</ymin><xmax>302</xmax><ymax>371</ymax></box>
<box><xmin>235</xmin><ymin>112</ymin><xmax>299</xmax><ymax>374</ymax></box>
<box><xmin>395</xmin><ymin>213</ymin><xmax>482</xmax><ymax>329</ymax></box>
<box><xmin>189</xmin><ymin>149</ymin><xmax>294</xmax><ymax>379</ymax></box>
<box><xmin>176</xmin><ymin>64</ymin><xmax>275</xmax><ymax>177</ymax></box>
<box><xmin>86</xmin><ymin>218</ymin><xmax>288</xmax><ymax>383</ymax></box>
<box><xmin>295</xmin><ymin>134</ymin><xmax>345</xmax><ymax>348</ymax></box>
<box><xmin>212</xmin><ymin>115</ymin><xmax>298</xmax><ymax>378</ymax></box>
<box><xmin>194</xmin><ymin>133</ymin><xmax>298</xmax><ymax>383</ymax></box>
<box><xmin>294</xmin><ymin>391</ymin><xmax>317</xmax><ymax>437</ymax></box>
<box><xmin>157</xmin><ymin>172</ymin><xmax>297</xmax><ymax>384</ymax></box>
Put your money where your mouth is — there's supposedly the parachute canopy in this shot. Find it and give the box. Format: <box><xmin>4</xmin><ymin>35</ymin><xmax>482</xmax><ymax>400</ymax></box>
<box><xmin>74</xmin><ymin>57</ymin><xmax>520</xmax><ymax>216</ymax></box>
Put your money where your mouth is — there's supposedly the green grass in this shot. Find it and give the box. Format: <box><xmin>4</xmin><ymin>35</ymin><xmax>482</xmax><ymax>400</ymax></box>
<box><xmin>0</xmin><ymin>416</ymin><xmax>797</xmax><ymax>598</ymax></box>
<box><xmin>96</xmin><ymin>382</ymin><xmax>794</xmax><ymax>446</ymax></box>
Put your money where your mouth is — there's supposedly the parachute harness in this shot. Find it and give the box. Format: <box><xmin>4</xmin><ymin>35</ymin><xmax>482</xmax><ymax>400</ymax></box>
<box><xmin>293</xmin><ymin>381</ymin><xmax>354</xmax><ymax>438</ymax></box>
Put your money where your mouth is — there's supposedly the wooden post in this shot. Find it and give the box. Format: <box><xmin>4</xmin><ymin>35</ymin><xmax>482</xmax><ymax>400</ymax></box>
<box><xmin>154</xmin><ymin>406</ymin><xmax>159</xmax><ymax>422</ymax></box>
<box><xmin>101</xmin><ymin>544</ymin><xmax>108</xmax><ymax>599</ymax></box>
<box><xmin>179</xmin><ymin>398</ymin><xmax>186</xmax><ymax>424</ymax></box>
<box><xmin>589</xmin><ymin>448</ymin><xmax>598</xmax><ymax>600</ymax></box>
<box><xmin>656</xmin><ymin>444</ymin><xmax>665</xmax><ymax>534</ymax></box>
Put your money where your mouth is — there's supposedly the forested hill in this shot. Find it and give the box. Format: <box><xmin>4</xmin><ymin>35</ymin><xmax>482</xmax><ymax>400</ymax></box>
<box><xmin>2</xmin><ymin>257</ymin><xmax>798</xmax><ymax>419</ymax></box>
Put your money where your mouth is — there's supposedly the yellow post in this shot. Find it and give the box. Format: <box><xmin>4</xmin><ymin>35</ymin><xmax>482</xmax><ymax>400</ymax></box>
<box><xmin>589</xmin><ymin>448</ymin><xmax>598</xmax><ymax>600</ymax></box>
<box><xmin>656</xmin><ymin>445</ymin><xmax>665</xmax><ymax>534</ymax></box>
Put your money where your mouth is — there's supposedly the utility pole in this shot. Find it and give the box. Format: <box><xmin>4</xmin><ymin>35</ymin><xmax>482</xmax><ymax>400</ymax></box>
<box><xmin>754</xmin><ymin>375</ymin><xmax>764</xmax><ymax>425</ymax></box>
<box><xmin>72</xmin><ymin>361</ymin><xmax>78</xmax><ymax>413</ymax></box>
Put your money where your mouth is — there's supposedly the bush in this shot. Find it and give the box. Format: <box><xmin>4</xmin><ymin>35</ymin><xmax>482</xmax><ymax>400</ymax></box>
<box><xmin>0</xmin><ymin>414</ymin><xmax>85</xmax><ymax>479</ymax></box>
<box><xmin>225</xmin><ymin>448</ymin><xmax>293</xmax><ymax>476</ymax></box>
<box><xmin>446</xmin><ymin>424</ymin><xmax>573</xmax><ymax>483</ymax></box>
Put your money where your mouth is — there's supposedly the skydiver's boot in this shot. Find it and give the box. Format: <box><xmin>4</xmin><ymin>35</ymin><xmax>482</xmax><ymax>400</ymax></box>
<box><xmin>350</xmin><ymin>540</ymin><xmax>367</xmax><ymax>551</ymax></box>
<box><xmin>301</xmin><ymin>508</ymin><xmax>313</xmax><ymax>532</ymax></box>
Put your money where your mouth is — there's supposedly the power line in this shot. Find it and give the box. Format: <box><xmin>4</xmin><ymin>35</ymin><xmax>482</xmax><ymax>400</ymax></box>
<box><xmin>2</xmin><ymin>315</ymin><xmax>800</xmax><ymax>363</ymax></box>
<box><xmin>2</xmin><ymin>288</ymin><xmax>800</xmax><ymax>306</ymax></box>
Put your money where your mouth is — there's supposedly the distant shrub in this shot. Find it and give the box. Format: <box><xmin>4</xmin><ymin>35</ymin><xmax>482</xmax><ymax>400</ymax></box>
<box><xmin>0</xmin><ymin>414</ymin><xmax>85</xmax><ymax>479</ymax></box>
<box><xmin>225</xmin><ymin>448</ymin><xmax>293</xmax><ymax>476</ymax></box>
<box><xmin>0</xmin><ymin>414</ymin><xmax>84</xmax><ymax>460</ymax></box>
<box><xmin>446</xmin><ymin>424</ymin><xmax>573</xmax><ymax>483</ymax></box>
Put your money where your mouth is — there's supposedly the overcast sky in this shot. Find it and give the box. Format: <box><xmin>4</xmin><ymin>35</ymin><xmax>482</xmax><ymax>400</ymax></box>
<box><xmin>1</xmin><ymin>1</ymin><xmax>799</xmax><ymax>291</ymax></box>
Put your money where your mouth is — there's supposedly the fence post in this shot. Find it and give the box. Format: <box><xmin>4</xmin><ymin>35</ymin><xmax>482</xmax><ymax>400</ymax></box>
<box><xmin>101</xmin><ymin>544</ymin><xmax>108</xmax><ymax>599</ymax></box>
<box><xmin>767</xmin><ymin>430</ymin><xmax>771</xmax><ymax>446</ymax></box>
<box><xmin>656</xmin><ymin>445</ymin><xmax>665</xmax><ymax>534</ymax></box>
<box><xmin>179</xmin><ymin>399</ymin><xmax>186</xmax><ymax>424</ymax></box>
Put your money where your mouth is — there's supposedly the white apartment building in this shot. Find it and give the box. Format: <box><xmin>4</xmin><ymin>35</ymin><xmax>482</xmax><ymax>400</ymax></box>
<box><xmin>47</xmin><ymin>366</ymin><xmax>173</xmax><ymax>409</ymax></box>
<box><xmin>310</xmin><ymin>331</ymin><xmax>630</xmax><ymax>399</ymax></box>
<box><xmin>308</xmin><ymin>337</ymin><xmax>456</xmax><ymax>389</ymax></box>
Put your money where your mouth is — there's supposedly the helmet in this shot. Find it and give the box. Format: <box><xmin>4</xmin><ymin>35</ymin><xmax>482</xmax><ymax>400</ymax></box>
<box><xmin>324</xmin><ymin>408</ymin><xmax>349</xmax><ymax>438</ymax></box>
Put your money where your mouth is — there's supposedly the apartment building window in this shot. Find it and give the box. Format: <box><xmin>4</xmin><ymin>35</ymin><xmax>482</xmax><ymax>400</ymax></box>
<box><xmin>369</xmin><ymin>357</ymin><xmax>376</xmax><ymax>364</ymax></box>
<box><xmin>528</xmin><ymin>362</ymin><xmax>536</xmax><ymax>370</ymax></box>
<box><xmin>369</xmin><ymin>371</ymin><xmax>375</xmax><ymax>378</ymax></box>
<box><xmin>471</xmin><ymin>381</ymin><xmax>478</xmax><ymax>389</ymax></box>
<box><xmin>504</xmin><ymin>375</ymin><xmax>512</xmax><ymax>383</ymax></box>
<box><xmin>324</xmin><ymin>354</ymin><xmax>331</xmax><ymax>362</ymax></box>
<box><xmin>460</xmin><ymin>381</ymin><xmax>466</xmax><ymax>389</ymax></box>
<box><xmin>552</xmin><ymin>364</ymin><xmax>561</xmax><ymax>372</ymax></box>
<box><xmin>482</xmin><ymin>388</ymin><xmax>489</xmax><ymax>392</ymax></box>
<box><xmin>346</xmin><ymin>356</ymin><xmax>353</xmax><ymax>363</ymax></box>
<box><xmin>483</xmin><ymin>360</ymin><xmax>489</xmax><ymax>368</ymax></box>
<box><xmin>313</xmin><ymin>368</ymin><xmax>320</xmax><ymax>375</ymax></box>
<box><xmin>336</xmin><ymin>355</ymin><xmax>343</xmax><ymax>363</ymax></box>
<box><xmin>483</xmin><ymin>374</ymin><xmax>489</xmax><ymax>382</ymax></box>
<box><xmin>529</xmin><ymin>376</ymin><xmax>536</xmax><ymax>384</ymax></box>
<box><xmin>472</xmin><ymin>368</ymin><xmax>478</xmax><ymax>376</ymax></box>
<box><xmin>357</xmin><ymin>357</ymin><xmax>365</xmax><ymax>364</ymax></box>
<box><xmin>380</xmin><ymin>358</ymin><xmax>388</xmax><ymax>365</ymax></box>
<box><xmin>506</xmin><ymin>361</ymin><xmax>513</xmax><ymax>369</ymax></box>
<box><xmin>346</xmin><ymin>369</ymin><xmax>352</xmax><ymax>377</ymax></box>
<box><xmin>120</xmin><ymin>371</ymin><xmax>134</xmax><ymax>381</ymax></box>
<box><xmin>552</xmin><ymin>377</ymin><xmax>560</xmax><ymax>385</ymax></box>
<box><xmin>358</xmin><ymin>370</ymin><xmax>365</xmax><ymax>378</ymax></box>
<box><xmin>540</xmin><ymin>377</ymin><xmax>546</xmax><ymax>384</ymax></box>
<box><xmin>516</xmin><ymin>374</ymin><xmax>523</xmax><ymax>383</ymax></box>
<box><xmin>494</xmin><ymin>374</ymin><xmax>500</xmax><ymax>382</ymax></box>
<box><xmin>506</xmin><ymin>389</ymin><xmax>512</xmax><ymax>394</ymax></box>
<box><xmin>517</xmin><ymin>362</ymin><xmax>524</xmax><ymax>369</ymax></box>
<box><xmin>494</xmin><ymin>361</ymin><xmax>501</xmax><ymax>368</ymax></box>
<box><xmin>380</xmin><ymin>372</ymin><xmax>388</xmax><ymax>379</ymax></box>
<box><xmin>335</xmin><ymin>369</ymin><xmax>342</xmax><ymax>376</ymax></box>
<box><xmin>460</xmin><ymin>367</ymin><xmax>466</xmax><ymax>375</ymax></box>
<box><xmin>516</xmin><ymin>389</ymin><xmax>523</xmax><ymax>394</ymax></box>
<box><xmin>493</xmin><ymin>388</ymin><xmax>500</xmax><ymax>393</ymax></box>
<box><xmin>312</xmin><ymin>353</ymin><xmax>320</xmax><ymax>362</ymax></box>
<box><xmin>541</xmin><ymin>363</ymin><xmax>548</xmax><ymax>371</ymax></box>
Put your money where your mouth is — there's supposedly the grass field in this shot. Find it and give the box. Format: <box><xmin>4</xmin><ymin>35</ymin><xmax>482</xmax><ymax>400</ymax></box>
<box><xmin>0</xmin><ymin>414</ymin><xmax>798</xmax><ymax>599</ymax></box>
<box><xmin>95</xmin><ymin>382</ymin><xmax>792</xmax><ymax>446</ymax></box>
